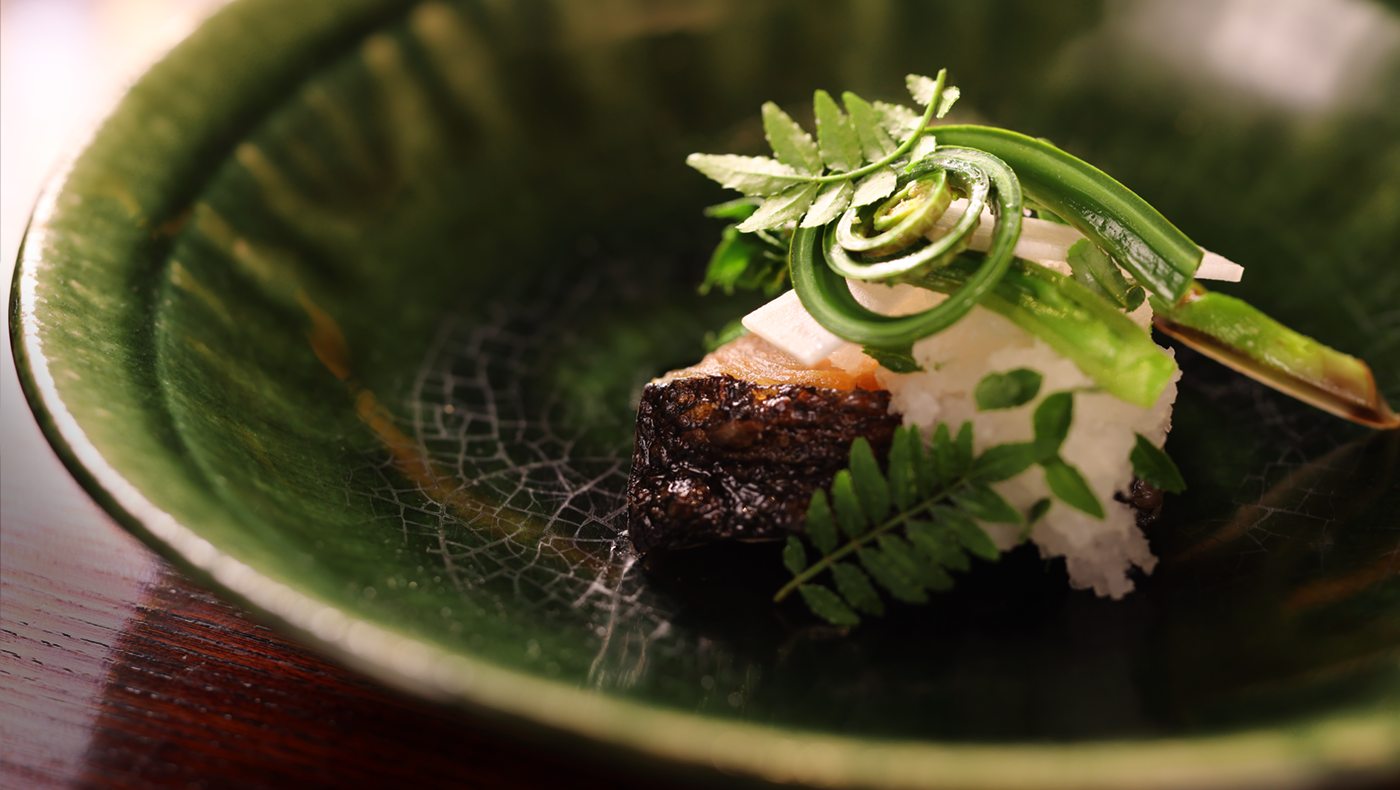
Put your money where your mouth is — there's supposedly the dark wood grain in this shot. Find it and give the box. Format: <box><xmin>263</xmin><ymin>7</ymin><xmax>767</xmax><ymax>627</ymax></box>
<box><xmin>0</xmin><ymin>443</ymin><xmax>692</xmax><ymax>790</ymax></box>
<box><xmin>63</xmin><ymin>567</ymin><xmax>685</xmax><ymax>790</ymax></box>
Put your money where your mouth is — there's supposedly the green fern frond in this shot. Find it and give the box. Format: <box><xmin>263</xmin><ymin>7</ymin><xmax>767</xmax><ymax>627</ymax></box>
<box><xmin>687</xmin><ymin>71</ymin><xmax>958</xmax><ymax>233</ymax></box>
<box><xmin>778</xmin><ymin>383</ymin><xmax>1150</xmax><ymax>627</ymax></box>
<box><xmin>775</xmin><ymin>421</ymin><xmax>1005</xmax><ymax>624</ymax></box>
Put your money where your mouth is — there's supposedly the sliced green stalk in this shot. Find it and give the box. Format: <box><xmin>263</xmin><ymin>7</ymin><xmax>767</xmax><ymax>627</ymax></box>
<box><xmin>931</xmin><ymin>125</ymin><xmax>1202</xmax><ymax>303</ymax></box>
<box><xmin>913</xmin><ymin>257</ymin><xmax>1179</xmax><ymax>408</ymax></box>
<box><xmin>1152</xmin><ymin>283</ymin><xmax>1400</xmax><ymax>429</ymax></box>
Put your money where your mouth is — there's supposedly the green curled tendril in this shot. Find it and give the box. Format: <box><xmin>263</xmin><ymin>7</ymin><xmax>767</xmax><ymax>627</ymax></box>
<box><xmin>835</xmin><ymin>170</ymin><xmax>953</xmax><ymax>256</ymax></box>
<box><xmin>790</xmin><ymin>147</ymin><xmax>1022</xmax><ymax>346</ymax></box>
<box><xmin>827</xmin><ymin>153</ymin><xmax>993</xmax><ymax>282</ymax></box>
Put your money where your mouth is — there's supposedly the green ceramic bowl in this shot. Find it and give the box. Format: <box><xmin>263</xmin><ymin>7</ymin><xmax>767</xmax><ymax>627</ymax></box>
<box><xmin>13</xmin><ymin>0</ymin><xmax>1400</xmax><ymax>786</ymax></box>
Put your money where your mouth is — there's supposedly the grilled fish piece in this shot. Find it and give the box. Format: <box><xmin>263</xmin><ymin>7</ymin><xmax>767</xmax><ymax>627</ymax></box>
<box><xmin>627</xmin><ymin>374</ymin><xmax>900</xmax><ymax>553</ymax></box>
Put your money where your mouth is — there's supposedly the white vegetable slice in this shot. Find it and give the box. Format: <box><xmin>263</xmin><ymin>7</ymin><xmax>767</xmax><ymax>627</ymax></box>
<box><xmin>1197</xmin><ymin>250</ymin><xmax>1244</xmax><ymax>282</ymax></box>
<box><xmin>743</xmin><ymin>283</ymin><xmax>938</xmax><ymax>366</ymax></box>
<box><xmin>931</xmin><ymin>200</ymin><xmax>1244</xmax><ymax>281</ymax></box>
<box><xmin>743</xmin><ymin>290</ymin><xmax>843</xmax><ymax>366</ymax></box>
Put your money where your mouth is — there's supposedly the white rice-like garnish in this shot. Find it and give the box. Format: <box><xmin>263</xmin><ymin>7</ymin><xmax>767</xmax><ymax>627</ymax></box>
<box><xmin>824</xmin><ymin>284</ymin><xmax>1179</xmax><ymax>598</ymax></box>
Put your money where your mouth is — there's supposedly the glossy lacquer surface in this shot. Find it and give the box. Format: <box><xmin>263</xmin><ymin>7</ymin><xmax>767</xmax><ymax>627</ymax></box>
<box><xmin>12</xmin><ymin>0</ymin><xmax>1400</xmax><ymax>787</ymax></box>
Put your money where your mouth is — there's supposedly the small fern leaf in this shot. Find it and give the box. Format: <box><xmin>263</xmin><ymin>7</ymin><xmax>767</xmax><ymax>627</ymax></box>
<box><xmin>735</xmin><ymin>182</ymin><xmax>820</xmax><ymax>232</ymax></box>
<box><xmin>799</xmin><ymin>584</ymin><xmax>860</xmax><ymax>626</ymax></box>
<box><xmin>953</xmin><ymin>422</ymin><xmax>975</xmax><ymax>477</ymax></box>
<box><xmin>879</xmin><ymin>535</ymin><xmax>953</xmax><ymax>591</ymax></box>
<box><xmin>813</xmin><ymin>89</ymin><xmax>862</xmax><ymax>173</ymax></box>
<box><xmin>1033</xmin><ymin>392</ymin><xmax>1074</xmax><ymax>460</ymax></box>
<box><xmin>805</xmin><ymin>490</ymin><xmax>838</xmax><ymax>555</ymax></box>
<box><xmin>874</xmin><ymin>99</ymin><xmax>922</xmax><ymax>143</ymax></box>
<box><xmin>936</xmin><ymin>85</ymin><xmax>961</xmax><ymax>118</ymax></box>
<box><xmin>848</xmin><ymin>437</ymin><xmax>891</xmax><ymax>523</ymax></box>
<box><xmin>1028</xmin><ymin>497</ymin><xmax>1053</xmax><ymax>525</ymax></box>
<box><xmin>887</xmin><ymin>426</ymin><xmax>917</xmax><ymax>511</ymax></box>
<box><xmin>1043</xmin><ymin>457</ymin><xmax>1105</xmax><ymax>518</ymax></box>
<box><xmin>951</xmin><ymin>483</ymin><xmax>1023</xmax><ymax>527</ymax></box>
<box><xmin>975</xmin><ymin>368</ymin><xmax>1043</xmax><ymax>411</ymax></box>
<box><xmin>831</xmin><ymin>470</ymin><xmax>869</xmax><ymax>539</ymax></box>
<box><xmin>801</xmin><ymin>179</ymin><xmax>854</xmax><ymax>229</ymax></box>
<box><xmin>852</xmin><ymin>167</ymin><xmax>898</xmax><ymax>207</ymax></box>
<box><xmin>906</xmin><ymin>73</ymin><xmax>941</xmax><ymax>107</ymax></box>
<box><xmin>906</xmin><ymin>518</ymin><xmax>970</xmax><ymax>572</ymax></box>
<box><xmin>1019</xmin><ymin>497</ymin><xmax>1053</xmax><ymax>542</ymax></box>
<box><xmin>843</xmin><ymin>91</ymin><xmax>898</xmax><ymax>161</ymax></box>
<box><xmin>931</xmin><ymin>423</ymin><xmax>955</xmax><ymax>487</ymax></box>
<box><xmin>909</xmin><ymin>133</ymin><xmax>939</xmax><ymax>164</ymax></box>
<box><xmin>832</xmin><ymin>562</ymin><xmax>885</xmax><ymax>616</ymax></box>
<box><xmin>934</xmin><ymin>503</ymin><xmax>1004</xmax><ymax>559</ymax></box>
<box><xmin>1129</xmin><ymin>433</ymin><xmax>1186</xmax><ymax>494</ymax></box>
<box><xmin>907</xmin><ymin>425</ymin><xmax>938</xmax><ymax>499</ymax></box>
<box><xmin>858</xmin><ymin>548</ymin><xmax>928</xmax><ymax>604</ymax></box>
<box><xmin>968</xmin><ymin>441</ymin><xmax>1038</xmax><ymax>483</ymax></box>
<box><xmin>761</xmin><ymin>101</ymin><xmax>822</xmax><ymax>175</ymax></box>
<box><xmin>783</xmin><ymin>535</ymin><xmax>809</xmax><ymax>575</ymax></box>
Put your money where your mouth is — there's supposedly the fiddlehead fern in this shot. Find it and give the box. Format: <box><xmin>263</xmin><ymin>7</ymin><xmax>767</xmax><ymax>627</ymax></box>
<box><xmin>789</xmin><ymin>147</ymin><xmax>1023</xmax><ymax>348</ymax></box>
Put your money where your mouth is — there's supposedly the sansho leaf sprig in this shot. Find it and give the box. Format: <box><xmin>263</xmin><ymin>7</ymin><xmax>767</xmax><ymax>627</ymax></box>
<box><xmin>687</xmin><ymin>71</ymin><xmax>961</xmax><ymax>234</ymax></box>
<box><xmin>778</xmin><ymin>375</ymin><xmax>1106</xmax><ymax>626</ymax></box>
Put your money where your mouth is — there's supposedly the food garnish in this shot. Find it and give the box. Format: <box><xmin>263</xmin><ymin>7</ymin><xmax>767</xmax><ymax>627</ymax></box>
<box><xmin>650</xmin><ymin>70</ymin><xmax>1398</xmax><ymax>626</ymax></box>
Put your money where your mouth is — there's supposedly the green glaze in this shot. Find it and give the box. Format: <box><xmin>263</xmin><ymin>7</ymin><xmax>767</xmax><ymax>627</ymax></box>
<box><xmin>11</xmin><ymin>0</ymin><xmax>1400</xmax><ymax>788</ymax></box>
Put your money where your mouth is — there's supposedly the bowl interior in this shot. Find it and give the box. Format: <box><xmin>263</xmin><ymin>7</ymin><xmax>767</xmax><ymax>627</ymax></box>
<box><xmin>15</xmin><ymin>0</ymin><xmax>1400</xmax><ymax>784</ymax></box>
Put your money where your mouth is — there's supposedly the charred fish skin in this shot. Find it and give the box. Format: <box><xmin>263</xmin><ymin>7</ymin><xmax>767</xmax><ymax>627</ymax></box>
<box><xmin>627</xmin><ymin>375</ymin><xmax>901</xmax><ymax>554</ymax></box>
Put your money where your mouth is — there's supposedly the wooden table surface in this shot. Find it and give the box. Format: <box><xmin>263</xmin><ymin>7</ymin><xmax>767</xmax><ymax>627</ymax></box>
<box><xmin>0</xmin><ymin>3</ymin><xmax>687</xmax><ymax>787</ymax></box>
<box><xmin>2</xmin><ymin>484</ymin><xmax>684</xmax><ymax>789</ymax></box>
